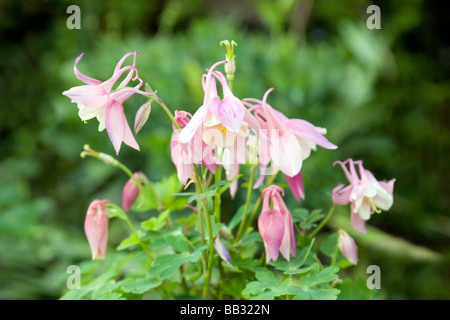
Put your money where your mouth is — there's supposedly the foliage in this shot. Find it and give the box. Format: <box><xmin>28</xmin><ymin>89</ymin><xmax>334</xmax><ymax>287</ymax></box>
<box><xmin>0</xmin><ymin>0</ymin><xmax>449</xmax><ymax>300</ymax></box>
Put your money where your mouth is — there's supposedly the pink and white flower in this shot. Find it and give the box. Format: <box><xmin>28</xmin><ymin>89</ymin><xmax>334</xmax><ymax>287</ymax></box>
<box><xmin>170</xmin><ymin>110</ymin><xmax>218</xmax><ymax>185</ymax></box>
<box><xmin>84</xmin><ymin>199</ymin><xmax>110</xmax><ymax>260</ymax></box>
<box><xmin>258</xmin><ymin>185</ymin><xmax>296</xmax><ymax>263</ymax></box>
<box><xmin>243</xmin><ymin>88</ymin><xmax>337</xmax><ymax>201</ymax></box>
<box><xmin>176</xmin><ymin>62</ymin><xmax>265</xmax><ymax>196</ymax></box>
<box><xmin>63</xmin><ymin>52</ymin><xmax>155</xmax><ymax>154</ymax></box>
<box><xmin>333</xmin><ymin>159</ymin><xmax>395</xmax><ymax>233</ymax></box>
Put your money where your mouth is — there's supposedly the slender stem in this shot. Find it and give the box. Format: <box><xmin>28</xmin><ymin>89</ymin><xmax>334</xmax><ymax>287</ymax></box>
<box><xmin>193</xmin><ymin>165</ymin><xmax>215</xmax><ymax>300</ymax></box>
<box><xmin>153</xmin><ymin>96</ymin><xmax>179</xmax><ymax>130</ymax></box>
<box><xmin>235</xmin><ymin>165</ymin><xmax>256</xmax><ymax>243</ymax></box>
<box><xmin>308</xmin><ymin>204</ymin><xmax>336</xmax><ymax>240</ymax></box>
<box><xmin>214</xmin><ymin>167</ymin><xmax>222</xmax><ymax>223</ymax></box>
<box><xmin>331</xmin><ymin>245</ymin><xmax>339</xmax><ymax>266</ymax></box>
<box><xmin>109</xmin><ymin>203</ymin><xmax>153</xmax><ymax>262</ymax></box>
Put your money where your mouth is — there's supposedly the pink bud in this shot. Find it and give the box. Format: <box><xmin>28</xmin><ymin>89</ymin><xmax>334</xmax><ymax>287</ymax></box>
<box><xmin>122</xmin><ymin>172</ymin><xmax>147</xmax><ymax>211</ymax></box>
<box><xmin>84</xmin><ymin>199</ymin><xmax>109</xmax><ymax>260</ymax></box>
<box><xmin>338</xmin><ymin>229</ymin><xmax>358</xmax><ymax>265</ymax></box>
<box><xmin>134</xmin><ymin>100</ymin><xmax>152</xmax><ymax>134</ymax></box>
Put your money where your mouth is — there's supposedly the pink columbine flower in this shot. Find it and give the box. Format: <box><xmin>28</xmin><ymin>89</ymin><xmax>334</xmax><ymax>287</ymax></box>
<box><xmin>338</xmin><ymin>229</ymin><xmax>358</xmax><ymax>265</ymax></box>
<box><xmin>333</xmin><ymin>159</ymin><xmax>395</xmax><ymax>233</ymax></box>
<box><xmin>258</xmin><ymin>185</ymin><xmax>296</xmax><ymax>263</ymax></box>
<box><xmin>84</xmin><ymin>199</ymin><xmax>110</xmax><ymax>260</ymax></box>
<box><xmin>170</xmin><ymin>110</ymin><xmax>218</xmax><ymax>185</ymax></box>
<box><xmin>122</xmin><ymin>172</ymin><xmax>148</xmax><ymax>211</ymax></box>
<box><xmin>63</xmin><ymin>52</ymin><xmax>155</xmax><ymax>154</ymax></box>
<box><xmin>243</xmin><ymin>88</ymin><xmax>337</xmax><ymax>201</ymax></box>
<box><xmin>177</xmin><ymin>62</ymin><xmax>264</xmax><ymax>197</ymax></box>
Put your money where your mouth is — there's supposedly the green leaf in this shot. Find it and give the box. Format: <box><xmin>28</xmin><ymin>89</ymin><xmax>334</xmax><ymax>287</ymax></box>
<box><xmin>285</xmin><ymin>263</ymin><xmax>341</xmax><ymax>300</ymax></box>
<box><xmin>148</xmin><ymin>246</ymin><xmax>207</xmax><ymax>280</ymax></box>
<box><xmin>239</xmin><ymin>231</ymin><xmax>261</xmax><ymax>248</ymax></box>
<box><xmin>300</xmin><ymin>264</ymin><xmax>340</xmax><ymax>288</ymax></box>
<box><xmin>117</xmin><ymin>234</ymin><xmax>140</xmax><ymax>251</ymax></box>
<box><xmin>292</xmin><ymin>208</ymin><xmax>324</xmax><ymax>230</ymax></box>
<box><xmin>140</xmin><ymin>209</ymin><xmax>170</xmax><ymax>231</ymax></box>
<box><xmin>60</xmin><ymin>267</ymin><xmax>118</xmax><ymax>300</ymax></box>
<box><xmin>121</xmin><ymin>278</ymin><xmax>162</xmax><ymax>294</ymax></box>
<box><xmin>336</xmin><ymin>278</ymin><xmax>376</xmax><ymax>300</ymax></box>
<box><xmin>270</xmin><ymin>238</ymin><xmax>315</xmax><ymax>274</ymax></box>
<box><xmin>288</xmin><ymin>287</ymin><xmax>341</xmax><ymax>300</ymax></box>
<box><xmin>164</xmin><ymin>230</ymin><xmax>190</xmax><ymax>253</ymax></box>
<box><xmin>242</xmin><ymin>270</ymin><xmax>292</xmax><ymax>298</ymax></box>
<box><xmin>320</xmin><ymin>232</ymin><xmax>339</xmax><ymax>258</ymax></box>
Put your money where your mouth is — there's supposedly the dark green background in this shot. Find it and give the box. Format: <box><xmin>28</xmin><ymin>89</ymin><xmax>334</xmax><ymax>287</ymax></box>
<box><xmin>0</xmin><ymin>0</ymin><xmax>448</xmax><ymax>299</ymax></box>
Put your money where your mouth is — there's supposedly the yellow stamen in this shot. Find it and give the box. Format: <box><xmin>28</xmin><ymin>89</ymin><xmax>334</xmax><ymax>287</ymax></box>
<box><xmin>369</xmin><ymin>198</ymin><xmax>382</xmax><ymax>214</ymax></box>
<box><xmin>219</xmin><ymin>125</ymin><xmax>228</xmax><ymax>135</ymax></box>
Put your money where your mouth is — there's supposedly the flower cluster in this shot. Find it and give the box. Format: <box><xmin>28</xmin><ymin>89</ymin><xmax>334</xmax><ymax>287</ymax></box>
<box><xmin>64</xmin><ymin>44</ymin><xmax>395</xmax><ymax>269</ymax></box>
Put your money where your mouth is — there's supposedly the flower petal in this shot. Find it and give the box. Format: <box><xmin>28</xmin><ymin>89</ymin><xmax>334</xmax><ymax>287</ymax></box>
<box><xmin>178</xmin><ymin>105</ymin><xmax>208</xmax><ymax>143</ymax></box>
<box><xmin>209</xmin><ymin>95</ymin><xmax>245</xmax><ymax>133</ymax></box>
<box><xmin>73</xmin><ymin>53</ymin><xmax>102</xmax><ymax>86</ymax></box>
<box><xmin>105</xmin><ymin>101</ymin><xmax>126</xmax><ymax>155</ymax></box>
<box><xmin>63</xmin><ymin>85</ymin><xmax>109</xmax><ymax>109</ymax></box>
<box><xmin>351</xmin><ymin>206</ymin><xmax>367</xmax><ymax>234</ymax></box>
<box><xmin>285</xmin><ymin>172</ymin><xmax>305</xmax><ymax>202</ymax></box>
<box><xmin>286</xmin><ymin>119</ymin><xmax>337</xmax><ymax>150</ymax></box>
<box><xmin>258</xmin><ymin>209</ymin><xmax>285</xmax><ymax>263</ymax></box>
<box><xmin>270</xmin><ymin>129</ymin><xmax>303</xmax><ymax>177</ymax></box>
<box><xmin>332</xmin><ymin>184</ymin><xmax>352</xmax><ymax>205</ymax></box>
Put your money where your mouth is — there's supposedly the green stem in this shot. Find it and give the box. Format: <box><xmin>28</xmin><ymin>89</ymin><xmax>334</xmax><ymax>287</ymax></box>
<box><xmin>331</xmin><ymin>245</ymin><xmax>339</xmax><ymax>266</ymax></box>
<box><xmin>235</xmin><ymin>165</ymin><xmax>256</xmax><ymax>243</ymax></box>
<box><xmin>308</xmin><ymin>204</ymin><xmax>336</xmax><ymax>240</ymax></box>
<box><xmin>214</xmin><ymin>167</ymin><xmax>222</xmax><ymax>223</ymax></box>
<box><xmin>153</xmin><ymin>96</ymin><xmax>179</xmax><ymax>130</ymax></box>
<box><xmin>193</xmin><ymin>165</ymin><xmax>215</xmax><ymax>300</ymax></box>
<box><xmin>109</xmin><ymin>203</ymin><xmax>153</xmax><ymax>262</ymax></box>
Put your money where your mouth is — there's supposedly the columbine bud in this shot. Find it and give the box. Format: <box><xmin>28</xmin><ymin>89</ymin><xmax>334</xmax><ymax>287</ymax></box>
<box><xmin>122</xmin><ymin>172</ymin><xmax>148</xmax><ymax>211</ymax></box>
<box><xmin>220</xmin><ymin>40</ymin><xmax>237</xmax><ymax>80</ymax></box>
<box><xmin>214</xmin><ymin>237</ymin><xmax>234</xmax><ymax>268</ymax></box>
<box><xmin>84</xmin><ymin>199</ymin><xmax>109</xmax><ymax>260</ymax></box>
<box><xmin>338</xmin><ymin>229</ymin><xmax>358</xmax><ymax>265</ymax></box>
<box><xmin>134</xmin><ymin>100</ymin><xmax>152</xmax><ymax>134</ymax></box>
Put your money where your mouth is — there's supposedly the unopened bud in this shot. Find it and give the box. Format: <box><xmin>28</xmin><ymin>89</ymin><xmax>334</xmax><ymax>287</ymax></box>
<box><xmin>338</xmin><ymin>229</ymin><xmax>358</xmax><ymax>265</ymax></box>
<box><xmin>214</xmin><ymin>237</ymin><xmax>233</xmax><ymax>268</ymax></box>
<box><xmin>122</xmin><ymin>172</ymin><xmax>148</xmax><ymax>211</ymax></box>
<box><xmin>134</xmin><ymin>100</ymin><xmax>152</xmax><ymax>134</ymax></box>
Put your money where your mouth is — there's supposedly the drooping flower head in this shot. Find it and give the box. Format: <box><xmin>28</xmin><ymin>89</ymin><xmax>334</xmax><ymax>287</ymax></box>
<box><xmin>63</xmin><ymin>52</ymin><xmax>155</xmax><ymax>154</ymax></box>
<box><xmin>243</xmin><ymin>88</ymin><xmax>337</xmax><ymax>201</ymax></box>
<box><xmin>333</xmin><ymin>159</ymin><xmax>395</xmax><ymax>233</ymax></box>
<box><xmin>258</xmin><ymin>185</ymin><xmax>296</xmax><ymax>263</ymax></box>
<box><xmin>84</xmin><ymin>199</ymin><xmax>110</xmax><ymax>260</ymax></box>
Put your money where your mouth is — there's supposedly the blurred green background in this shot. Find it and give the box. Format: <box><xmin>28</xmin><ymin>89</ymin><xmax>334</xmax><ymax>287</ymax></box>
<box><xmin>0</xmin><ymin>0</ymin><xmax>448</xmax><ymax>299</ymax></box>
